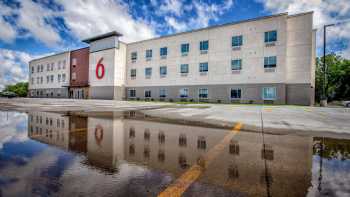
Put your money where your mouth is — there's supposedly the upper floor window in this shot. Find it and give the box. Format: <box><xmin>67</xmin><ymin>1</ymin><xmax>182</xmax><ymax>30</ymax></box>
<box><xmin>62</xmin><ymin>60</ymin><xmax>66</xmax><ymax>69</ymax></box>
<box><xmin>146</xmin><ymin>49</ymin><xmax>152</xmax><ymax>59</ymax></box>
<box><xmin>46</xmin><ymin>76</ymin><xmax>49</xmax><ymax>83</ymax></box>
<box><xmin>72</xmin><ymin>58</ymin><xmax>77</xmax><ymax>66</ymax></box>
<box><xmin>160</xmin><ymin>66</ymin><xmax>167</xmax><ymax>77</ymax></box>
<box><xmin>264</xmin><ymin>56</ymin><xmax>277</xmax><ymax>68</ymax></box>
<box><xmin>72</xmin><ymin>72</ymin><xmax>76</xmax><ymax>80</ymax></box>
<box><xmin>199</xmin><ymin>40</ymin><xmax>209</xmax><ymax>52</ymax></box>
<box><xmin>181</xmin><ymin>43</ymin><xmax>189</xmax><ymax>54</ymax></box>
<box><xmin>130</xmin><ymin>69</ymin><xmax>136</xmax><ymax>78</ymax></box>
<box><xmin>145</xmin><ymin>67</ymin><xmax>152</xmax><ymax>78</ymax></box>
<box><xmin>58</xmin><ymin>61</ymin><xmax>61</xmax><ymax>70</ymax></box>
<box><xmin>180</xmin><ymin>64</ymin><xmax>189</xmax><ymax>74</ymax></box>
<box><xmin>62</xmin><ymin>74</ymin><xmax>66</xmax><ymax>82</ymax></box>
<box><xmin>198</xmin><ymin>88</ymin><xmax>208</xmax><ymax>99</ymax></box>
<box><xmin>264</xmin><ymin>30</ymin><xmax>277</xmax><ymax>43</ymax></box>
<box><xmin>58</xmin><ymin>74</ymin><xmax>61</xmax><ymax>82</ymax></box>
<box><xmin>40</xmin><ymin>65</ymin><xmax>44</xmax><ymax>72</ymax></box>
<box><xmin>160</xmin><ymin>47</ymin><xmax>167</xmax><ymax>57</ymax></box>
<box><xmin>262</xmin><ymin>87</ymin><xmax>276</xmax><ymax>100</ymax></box>
<box><xmin>179</xmin><ymin>88</ymin><xmax>188</xmax><ymax>98</ymax></box>
<box><xmin>231</xmin><ymin>59</ymin><xmax>242</xmax><ymax>70</ymax></box>
<box><xmin>199</xmin><ymin>62</ymin><xmax>208</xmax><ymax>73</ymax></box>
<box><xmin>232</xmin><ymin>35</ymin><xmax>243</xmax><ymax>47</ymax></box>
<box><xmin>31</xmin><ymin>77</ymin><xmax>34</xmax><ymax>84</ymax></box>
<box><xmin>131</xmin><ymin>52</ymin><xmax>137</xmax><ymax>62</ymax></box>
<box><xmin>46</xmin><ymin>64</ymin><xmax>50</xmax><ymax>71</ymax></box>
<box><xmin>31</xmin><ymin>66</ymin><xmax>34</xmax><ymax>73</ymax></box>
<box><xmin>37</xmin><ymin>65</ymin><xmax>40</xmax><ymax>72</ymax></box>
<box><xmin>51</xmin><ymin>63</ymin><xmax>54</xmax><ymax>71</ymax></box>
<box><xmin>50</xmin><ymin>75</ymin><xmax>54</xmax><ymax>83</ymax></box>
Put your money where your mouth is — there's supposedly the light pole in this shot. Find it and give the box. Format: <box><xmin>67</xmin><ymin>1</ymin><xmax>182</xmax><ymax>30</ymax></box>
<box><xmin>321</xmin><ymin>24</ymin><xmax>334</xmax><ymax>107</ymax></box>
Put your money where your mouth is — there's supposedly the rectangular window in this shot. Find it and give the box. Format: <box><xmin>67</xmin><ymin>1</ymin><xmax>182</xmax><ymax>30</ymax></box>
<box><xmin>231</xmin><ymin>59</ymin><xmax>242</xmax><ymax>70</ymax></box>
<box><xmin>264</xmin><ymin>56</ymin><xmax>277</xmax><ymax>68</ymax></box>
<box><xmin>200</xmin><ymin>40</ymin><xmax>209</xmax><ymax>51</ymax></box>
<box><xmin>58</xmin><ymin>74</ymin><xmax>61</xmax><ymax>82</ymax></box>
<box><xmin>62</xmin><ymin>74</ymin><xmax>66</xmax><ymax>82</ymax></box>
<box><xmin>146</xmin><ymin>49</ymin><xmax>152</xmax><ymax>59</ymax></box>
<box><xmin>72</xmin><ymin>58</ymin><xmax>77</xmax><ymax>66</ymax></box>
<box><xmin>58</xmin><ymin>61</ymin><xmax>61</xmax><ymax>70</ymax></box>
<box><xmin>180</xmin><ymin>64</ymin><xmax>189</xmax><ymax>74</ymax></box>
<box><xmin>46</xmin><ymin>64</ymin><xmax>50</xmax><ymax>71</ymax></box>
<box><xmin>62</xmin><ymin>60</ymin><xmax>66</xmax><ymax>69</ymax></box>
<box><xmin>31</xmin><ymin>66</ymin><xmax>34</xmax><ymax>73</ymax></box>
<box><xmin>50</xmin><ymin>75</ymin><xmax>54</xmax><ymax>82</ymax></box>
<box><xmin>145</xmin><ymin>67</ymin><xmax>152</xmax><ymax>78</ymax></box>
<box><xmin>232</xmin><ymin>35</ymin><xmax>243</xmax><ymax>47</ymax></box>
<box><xmin>160</xmin><ymin>66</ymin><xmax>167</xmax><ymax>76</ymax></box>
<box><xmin>130</xmin><ymin>69</ymin><xmax>136</xmax><ymax>78</ymax></box>
<box><xmin>181</xmin><ymin>43</ymin><xmax>189</xmax><ymax>54</ymax></box>
<box><xmin>41</xmin><ymin>65</ymin><xmax>44</xmax><ymax>72</ymax></box>
<box><xmin>262</xmin><ymin>87</ymin><xmax>277</xmax><ymax>100</ymax></box>
<box><xmin>37</xmin><ymin>65</ymin><xmax>40</xmax><ymax>72</ymax></box>
<box><xmin>131</xmin><ymin>52</ymin><xmax>137</xmax><ymax>61</ymax></box>
<box><xmin>179</xmin><ymin>88</ymin><xmax>188</xmax><ymax>98</ymax></box>
<box><xmin>159</xmin><ymin>88</ymin><xmax>167</xmax><ymax>98</ymax></box>
<box><xmin>198</xmin><ymin>88</ymin><xmax>208</xmax><ymax>99</ymax></box>
<box><xmin>46</xmin><ymin>76</ymin><xmax>49</xmax><ymax>83</ymax></box>
<box><xmin>264</xmin><ymin>30</ymin><xmax>277</xmax><ymax>43</ymax></box>
<box><xmin>145</xmin><ymin>90</ymin><xmax>151</xmax><ymax>98</ymax></box>
<box><xmin>72</xmin><ymin>72</ymin><xmax>76</xmax><ymax>80</ymax></box>
<box><xmin>231</xmin><ymin>88</ymin><xmax>241</xmax><ymax>99</ymax></box>
<box><xmin>160</xmin><ymin>47</ymin><xmax>167</xmax><ymax>57</ymax></box>
<box><xmin>129</xmin><ymin>89</ymin><xmax>136</xmax><ymax>97</ymax></box>
<box><xmin>199</xmin><ymin>62</ymin><xmax>208</xmax><ymax>73</ymax></box>
<box><xmin>51</xmin><ymin>63</ymin><xmax>54</xmax><ymax>71</ymax></box>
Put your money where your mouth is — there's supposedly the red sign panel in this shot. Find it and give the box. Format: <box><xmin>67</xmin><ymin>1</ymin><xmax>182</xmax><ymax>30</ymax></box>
<box><xmin>95</xmin><ymin>58</ymin><xmax>105</xmax><ymax>79</ymax></box>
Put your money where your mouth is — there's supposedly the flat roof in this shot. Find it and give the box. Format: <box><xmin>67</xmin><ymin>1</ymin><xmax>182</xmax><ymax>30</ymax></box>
<box><xmin>82</xmin><ymin>31</ymin><xmax>123</xmax><ymax>43</ymax></box>
<box><xmin>29</xmin><ymin>51</ymin><xmax>70</xmax><ymax>64</ymax></box>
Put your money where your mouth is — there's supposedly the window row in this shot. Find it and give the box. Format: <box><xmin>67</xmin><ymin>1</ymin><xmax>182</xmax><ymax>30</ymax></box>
<box><xmin>31</xmin><ymin>60</ymin><xmax>67</xmax><ymax>74</ymax></box>
<box><xmin>30</xmin><ymin>115</ymin><xmax>66</xmax><ymax>128</ymax></box>
<box><xmin>129</xmin><ymin>56</ymin><xmax>277</xmax><ymax>78</ymax></box>
<box><xmin>128</xmin><ymin>87</ymin><xmax>277</xmax><ymax>100</ymax></box>
<box><xmin>130</xmin><ymin>30</ymin><xmax>277</xmax><ymax>62</ymax></box>
<box><xmin>31</xmin><ymin>74</ymin><xmax>66</xmax><ymax>84</ymax></box>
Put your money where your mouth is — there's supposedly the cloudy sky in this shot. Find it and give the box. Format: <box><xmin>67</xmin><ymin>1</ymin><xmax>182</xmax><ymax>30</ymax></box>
<box><xmin>0</xmin><ymin>0</ymin><xmax>350</xmax><ymax>90</ymax></box>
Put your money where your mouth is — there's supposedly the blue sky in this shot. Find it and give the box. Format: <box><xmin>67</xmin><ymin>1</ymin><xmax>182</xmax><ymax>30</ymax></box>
<box><xmin>0</xmin><ymin>0</ymin><xmax>350</xmax><ymax>90</ymax></box>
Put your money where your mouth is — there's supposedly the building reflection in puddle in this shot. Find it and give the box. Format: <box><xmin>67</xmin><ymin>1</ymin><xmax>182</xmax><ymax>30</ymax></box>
<box><xmin>25</xmin><ymin>111</ymin><xmax>349</xmax><ymax>196</ymax></box>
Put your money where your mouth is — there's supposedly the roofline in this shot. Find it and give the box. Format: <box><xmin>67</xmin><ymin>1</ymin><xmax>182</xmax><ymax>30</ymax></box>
<box><xmin>82</xmin><ymin>31</ymin><xmax>123</xmax><ymax>43</ymax></box>
<box><xmin>70</xmin><ymin>46</ymin><xmax>89</xmax><ymax>52</ymax></box>
<box><xmin>127</xmin><ymin>12</ymin><xmax>290</xmax><ymax>45</ymax></box>
<box><xmin>287</xmin><ymin>11</ymin><xmax>313</xmax><ymax>18</ymax></box>
<box><xmin>29</xmin><ymin>51</ymin><xmax>70</xmax><ymax>64</ymax></box>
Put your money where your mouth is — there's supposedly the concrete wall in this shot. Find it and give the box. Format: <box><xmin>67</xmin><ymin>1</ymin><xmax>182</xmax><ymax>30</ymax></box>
<box><xmin>29</xmin><ymin>88</ymin><xmax>69</xmax><ymax>98</ymax></box>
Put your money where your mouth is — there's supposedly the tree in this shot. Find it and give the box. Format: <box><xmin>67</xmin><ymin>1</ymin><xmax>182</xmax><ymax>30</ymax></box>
<box><xmin>315</xmin><ymin>54</ymin><xmax>350</xmax><ymax>102</ymax></box>
<box><xmin>3</xmin><ymin>82</ymin><xmax>28</xmax><ymax>97</ymax></box>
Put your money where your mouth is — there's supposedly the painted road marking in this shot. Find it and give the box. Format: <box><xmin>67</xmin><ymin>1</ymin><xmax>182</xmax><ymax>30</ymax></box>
<box><xmin>157</xmin><ymin>122</ymin><xmax>242</xmax><ymax>197</ymax></box>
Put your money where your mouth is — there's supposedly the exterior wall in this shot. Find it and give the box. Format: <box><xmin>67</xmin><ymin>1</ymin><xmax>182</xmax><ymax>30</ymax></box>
<box><xmin>29</xmin><ymin>88</ymin><xmax>69</xmax><ymax>98</ymax></box>
<box><xmin>126</xmin><ymin>15</ymin><xmax>287</xmax><ymax>87</ymax></box>
<box><xmin>126</xmin><ymin>83</ymin><xmax>286</xmax><ymax>104</ymax></box>
<box><xmin>29</xmin><ymin>52</ymin><xmax>70</xmax><ymax>98</ymax></box>
<box><xmin>70</xmin><ymin>87</ymin><xmax>89</xmax><ymax>99</ymax></box>
<box><xmin>70</xmin><ymin>47</ymin><xmax>89</xmax><ymax>87</ymax></box>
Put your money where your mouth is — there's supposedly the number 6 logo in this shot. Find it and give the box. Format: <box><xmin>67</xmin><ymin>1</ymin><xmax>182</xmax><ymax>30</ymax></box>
<box><xmin>96</xmin><ymin>57</ymin><xmax>105</xmax><ymax>79</ymax></box>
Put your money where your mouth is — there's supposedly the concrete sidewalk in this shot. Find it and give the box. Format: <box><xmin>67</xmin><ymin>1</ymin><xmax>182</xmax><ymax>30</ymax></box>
<box><xmin>1</xmin><ymin>98</ymin><xmax>349</xmax><ymax>136</ymax></box>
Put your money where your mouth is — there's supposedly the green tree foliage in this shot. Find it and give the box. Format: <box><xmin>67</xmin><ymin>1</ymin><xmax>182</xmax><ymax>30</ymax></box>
<box><xmin>3</xmin><ymin>82</ymin><xmax>28</xmax><ymax>97</ymax></box>
<box><xmin>316</xmin><ymin>53</ymin><xmax>350</xmax><ymax>102</ymax></box>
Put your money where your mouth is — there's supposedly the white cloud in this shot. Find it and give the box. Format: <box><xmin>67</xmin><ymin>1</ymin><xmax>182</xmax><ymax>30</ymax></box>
<box><xmin>0</xmin><ymin>49</ymin><xmax>34</xmax><ymax>90</ymax></box>
<box><xmin>256</xmin><ymin>0</ymin><xmax>350</xmax><ymax>58</ymax></box>
<box><xmin>0</xmin><ymin>17</ymin><xmax>16</xmax><ymax>43</ymax></box>
<box><xmin>164</xmin><ymin>0</ymin><xmax>234</xmax><ymax>33</ymax></box>
<box><xmin>159</xmin><ymin>0</ymin><xmax>183</xmax><ymax>16</ymax></box>
<box><xmin>57</xmin><ymin>0</ymin><xmax>157</xmax><ymax>43</ymax></box>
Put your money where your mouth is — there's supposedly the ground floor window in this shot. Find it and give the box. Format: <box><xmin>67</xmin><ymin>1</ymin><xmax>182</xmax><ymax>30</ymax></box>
<box><xmin>129</xmin><ymin>89</ymin><xmax>136</xmax><ymax>97</ymax></box>
<box><xmin>262</xmin><ymin>87</ymin><xmax>276</xmax><ymax>100</ymax></box>
<box><xmin>145</xmin><ymin>90</ymin><xmax>151</xmax><ymax>98</ymax></box>
<box><xmin>198</xmin><ymin>88</ymin><xmax>208</xmax><ymax>99</ymax></box>
<box><xmin>179</xmin><ymin>88</ymin><xmax>189</xmax><ymax>98</ymax></box>
<box><xmin>159</xmin><ymin>88</ymin><xmax>167</xmax><ymax>98</ymax></box>
<box><xmin>231</xmin><ymin>88</ymin><xmax>241</xmax><ymax>99</ymax></box>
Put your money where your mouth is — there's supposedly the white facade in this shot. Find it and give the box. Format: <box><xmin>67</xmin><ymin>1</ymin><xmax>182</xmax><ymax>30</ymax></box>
<box><xmin>29</xmin><ymin>52</ymin><xmax>70</xmax><ymax>97</ymax></box>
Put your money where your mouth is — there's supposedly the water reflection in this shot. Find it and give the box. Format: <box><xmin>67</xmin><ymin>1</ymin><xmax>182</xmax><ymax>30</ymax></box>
<box><xmin>0</xmin><ymin>110</ymin><xmax>349</xmax><ymax>196</ymax></box>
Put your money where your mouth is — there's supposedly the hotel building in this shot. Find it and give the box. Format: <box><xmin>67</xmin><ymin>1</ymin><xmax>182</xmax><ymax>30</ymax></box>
<box><xmin>28</xmin><ymin>12</ymin><xmax>316</xmax><ymax>105</ymax></box>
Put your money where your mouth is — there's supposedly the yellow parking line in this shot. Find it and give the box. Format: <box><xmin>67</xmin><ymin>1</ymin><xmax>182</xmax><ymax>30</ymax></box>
<box><xmin>157</xmin><ymin>122</ymin><xmax>242</xmax><ymax>197</ymax></box>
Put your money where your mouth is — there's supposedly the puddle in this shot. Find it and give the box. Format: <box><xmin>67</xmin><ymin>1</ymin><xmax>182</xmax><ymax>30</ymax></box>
<box><xmin>0</xmin><ymin>110</ymin><xmax>349</xmax><ymax>196</ymax></box>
